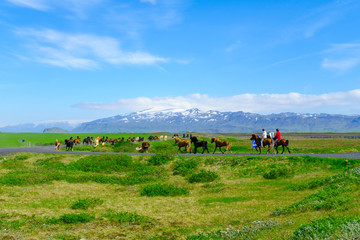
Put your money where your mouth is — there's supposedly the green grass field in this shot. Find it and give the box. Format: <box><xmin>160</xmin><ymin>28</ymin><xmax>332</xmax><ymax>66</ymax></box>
<box><xmin>0</xmin><ymin>153</ymin><xmax>360</xmax><ymax>239</ymax></box>
<box><xmin>1</xmin><ymin>132</ymin><xmax>360</xmax><ymax>239</ymax></box>
<box><xmin>1</xmin><ymin>132</ymin><xmax>360</xmax><ymax>154</ymax></box>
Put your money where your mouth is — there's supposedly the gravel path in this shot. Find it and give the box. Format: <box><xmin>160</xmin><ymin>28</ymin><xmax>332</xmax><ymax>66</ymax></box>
<box><xmin>1</xmin><ymin>146</ymin><xmax>360</xmax><ymax>159</ymax></box>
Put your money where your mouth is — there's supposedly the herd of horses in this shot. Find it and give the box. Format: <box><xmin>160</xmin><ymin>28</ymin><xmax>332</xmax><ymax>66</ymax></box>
<box><xmin>56</xmin><ymin>133</ymin><xmax>290</xmax><ymax>154</ymax></box>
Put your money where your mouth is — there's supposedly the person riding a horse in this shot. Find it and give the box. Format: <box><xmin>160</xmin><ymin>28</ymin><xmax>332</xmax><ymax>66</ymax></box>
<box><xmin>261</xmin><ymin>129</ymin><xmax>267</xmax><ymax>147</ymax></box>
<box><xmin>274</xmin><ymin>129</ymin><xmax>281</xmax><ymax>147</ymax></box>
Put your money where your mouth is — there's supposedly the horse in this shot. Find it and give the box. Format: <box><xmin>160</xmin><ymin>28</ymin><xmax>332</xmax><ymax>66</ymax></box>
<box><xmin>176</xmin><ymin>137</ymin><xmax>191</xmax><ymax>153</ymax></box>
<box><xmin>136</xmin><ymin>142</ymin><xmax>151</xmax><ymax>153</ymax></box>
<box><xmin>250</xmin><ymin>134</ymin><xmax>275</xmax><ymax>154</ymax></box>
<box><xmin>83</xmin><ymin>137</ymin><xmax>91</xmax><ymax>145</ymax></box>
<box><xmin>211</xmin><ymin>137</ymin><xmax>231</xmax><ymax>154</ymax></box>
<box><xmin>64</xmin><ymin>138</ymin><xmax>74</xmax><ymax>151</ymax></box>
<box><xmin>190</xmin><ymin>136</ymin><xmax>209</xmax><ymax>154</ymax></box>
<box><xmin>173</xmin><ymin>136</ymin><xmax>180</xmax><ymax>144</ymax></box>
<box><xmin>74</xmin><ymin>136</ymin><xmax>81</xmax><ymax>145</ymax></box>
<box><xmin>54</xmin><ymin>139</ymin><xmax>61</xmax><ymax>151</ymax></box>
<box><xmin>274</xmin><ymin>139</ymin><xmax>291</xmax><ymax>154</ymax></box>
<box><xmin>94</xmin><ymin>137</ymin><xmax>102</xmax><ymax>148</ymax></box>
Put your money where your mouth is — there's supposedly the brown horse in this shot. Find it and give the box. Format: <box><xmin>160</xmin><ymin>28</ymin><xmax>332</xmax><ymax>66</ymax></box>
<box><xmin>74</xmin><ymin>137</ymin><xmax>81</xmax><ymax>145</ymax></box>
<box><xmin>250</xmin><ymin>134</ymin><xmax>275</xmax><ymax>154</ymax></box>
<box><xmin>136</xmin><ymin>142</ymin><xmax>151</xmax><ymax>153</ymax></box>
<box><xmin>211</xmin><ymin>137</ymin><xmax>231</xmax><ymax>154</ymax></box>
<box><xmin>274</xmin><ymin>139</ymin><xmax>290</xmax><ymax>154</ymax></box>
<box><xmin>175</xmin><ymin>137</ymin><xmax>191</xmax><ymax>153</ymax></box>
<box><xmin>54</xmin><ymin>139</ymin><xmax>61</xmax><ymax>151</ymax></box>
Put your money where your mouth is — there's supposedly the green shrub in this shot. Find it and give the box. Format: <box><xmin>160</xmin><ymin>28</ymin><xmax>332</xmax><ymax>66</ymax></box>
<box><xmin>202</xmin><ymin>182</ymin><xmax>225</xmax><ymax>193</ymax></box>
<box><xmin>273</xmin><ymin>184</ymin><xmax>353</xmax><ymax>216</ymax></box>
<box><xmin>173</xmin><ymin>159</ymin><xmax>198</xmax><ymax>176</ymax></box>
<box><xmin>59</xmin><ymin>213</ymin><xmax>94</xmax><ymax>224</ymax></box>
<box><xmin>113</xmin><ymin>141</ymin><xmax>136</xmax><ymax>153</ymax></box>
<box><xmin>140</xmin><ymin>183</ymin><xmax>189</xmax><ymax>196</ymax></box>
<box><xmin>70</xmin><ymin>197</ymin><xmax>104</xmax><ymax>210</ymax></box>
<box><xmin>148</xmin><ymin>154</ymin><xmax>174</xmax><ymax>166</ymax></box>
<box><xmin>104</xmin><ymin>210</ymin><xmax>153</xmax><ymax>224</ymax></box>
<box><xmin>187</xmin><ymin>220</ymin><xmax>279</xmax><ymax>239</ymax></box>
<box><xmin>188</xmin><ymin>170</ymin><xmax>218</xmax><ymax>183</ymax></box>
<box><xmin>68</xmin><ymin>154</ymin><xmax>133</xmax><ymax>173</ymax></box>
<box><xmin>292</xmin><ymin>215</ymin><xmax>360</xmax><ymax>240</ymax></box>
<box><xmin>263</xmin><ymin>165</ymin><xmax>294</xmax><ymax>179</ymax></box>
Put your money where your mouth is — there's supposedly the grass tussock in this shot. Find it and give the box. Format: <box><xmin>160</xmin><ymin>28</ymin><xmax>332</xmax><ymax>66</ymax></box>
<box><xmin>0</xmin><ymin>149</ymin><xmax>360</xmax><ymax>239</ymax></box>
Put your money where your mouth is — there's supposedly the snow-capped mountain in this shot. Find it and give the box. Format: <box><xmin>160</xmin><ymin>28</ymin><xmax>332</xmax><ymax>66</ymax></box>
<box><xmin>72</xmin><ymin>108</ymin><xmax>360</xmax><ymax>133</ymax></box>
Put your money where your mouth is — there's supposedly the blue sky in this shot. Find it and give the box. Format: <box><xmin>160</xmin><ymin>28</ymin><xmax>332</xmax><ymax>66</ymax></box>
<box><xmin>1</xmin><ymin>0</ymin><xmax>360</xmax><ymax>126</ymax></box>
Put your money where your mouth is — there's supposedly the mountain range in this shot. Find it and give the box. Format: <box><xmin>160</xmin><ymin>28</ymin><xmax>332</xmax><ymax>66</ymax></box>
<box><xmin>1</xmin><ymin>108</ymin><xmax>360</xmax><ymax>133</ymax></box>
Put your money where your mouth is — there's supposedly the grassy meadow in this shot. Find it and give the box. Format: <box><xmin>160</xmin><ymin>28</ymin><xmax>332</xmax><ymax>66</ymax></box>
<box><xmin>0</xmin><ymin>153</ymin><xmax>360</xmax><ymax>239</ymax></box>
<box><xmin>1</xmin><ymin>132</ymin><xmax>360</xmax><ymax>154</ymax></box>
<box><xmin>1</xmin><ymin>132</ymin><xmax>360</xmax><ymax>239</ymax></box>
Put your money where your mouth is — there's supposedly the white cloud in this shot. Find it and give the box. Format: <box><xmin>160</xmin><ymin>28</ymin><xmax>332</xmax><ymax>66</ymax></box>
<box><xmin>6</xmin><ymin>0</ymin><xmax>103</xmax><ymax>13</ymax></box>
<box><xmin>72</xmin><ymin>89</ymin><xmax>360</xmax><ymax>114</ymax></box>
<box><xmin>322</xmin><ymin>42</ymin><xmax>360</xmax><ymax>72</ymax></box>
<box><xmin>15</xmin><ymin>29</ymin><xmax>168</xmax><ymax>69</ymax></box>
<box><xmin>140</xmin><ymin>0</ymin><xmax>156</xmax><ymax>4</ymax></box>
<box><xmin>6</xmin><ymin>0</ymin><xmax>48</xmax><ymax>10</ymax></box>
<box><xmin>322</xmin><ymin>58</ymin><xmax>359</xmax><ymax>71</ymax></box>
<box><xmin>304</xmin><ymin>17</ymin><xmax>331</xmax><ymax>38</ymax></box>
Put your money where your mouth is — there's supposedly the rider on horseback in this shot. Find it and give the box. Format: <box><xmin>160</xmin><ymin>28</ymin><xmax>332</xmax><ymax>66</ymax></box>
<box><xmin>273</xmin><ymin>129</ymin><xmax>281</xmax><ymax>147</ymax></box>
<box><xmin>261</xmin><ymin>129</ymin><xmax>267</xmax><ymax>147</ymax></box>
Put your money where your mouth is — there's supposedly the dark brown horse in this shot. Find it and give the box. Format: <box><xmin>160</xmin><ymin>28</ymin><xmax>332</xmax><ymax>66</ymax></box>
<box><xmin>250</xmin><ymin>134</ymin><xmax>275</xmax><ymax>154</ymax></box>
<box><xmin>190</xmin><ymin>136</ymin><xmax>209</xmax><ymax>154</ymax></box>
<box><xmin>274</xmin><ymin>139</ymin><xmax>290</xmax><ymax>154</ymax></box>
<box><xmin>211</xmin><ymin>137</ymin><xmax>231</xmax><ymax>154</ymax></box>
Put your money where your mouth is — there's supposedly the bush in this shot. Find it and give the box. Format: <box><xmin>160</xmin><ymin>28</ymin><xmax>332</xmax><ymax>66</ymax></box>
<box><xmin>70</xmin><ymin>197</ymin><xmax>104</xmax><ymax>210</ymax></box>
<box><xmin>140</xmin><ymin>183</ymin><xmax>189</xmax><ymax>196</ymax></box>
<box><xmin>292</xmin><ymin>215</ymin><xmax>360</xmax><ymax>240</ymax></box>
<box><xmin>68</xmin><ymin>154</ymin><xmax>133</xmax><ymax>173</ymax></box>
<box><xmin>187</xmin><ymin>220</ymin><xmax>279</xmax><ymax>239</ymax></box>
<box><xmin>188</xmin><ymin>170</ymin><xmax>218</xmax><ymax>183</ymax></box>
<box><xmin>263</xmin><ymin>165</ymin><xmax>294</xmax><ymax>179</ymax></box>
<box><xmin>113</xmin><ymin>141</ymin><xmax>136</xmax><ymax>153</ymax></box>
<box><xmin>104</xmin><ymin>210</ymin><xmax>153</xmax><ymax>224</ymax></box>
<box><xmin>59</xmin><ymin>213</ymin><xmax>94</xmax><ymax>224</ymax></box>
<box><xmin>148</xmin><ymin>154</ymin><xmax>173</xmax><ymax>166</ymax></box>
<box><xmin>173</xmin><ymin>159</ymin><xmax>199</xmax><ymax>176</ymax></box>
<box><xmin>273</xmin><ymin>184</ymin><xmax>353</xmax><ymax>216</ymax></box>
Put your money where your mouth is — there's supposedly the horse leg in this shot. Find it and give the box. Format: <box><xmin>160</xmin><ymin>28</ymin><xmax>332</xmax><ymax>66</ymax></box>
<box><xmin>194</xmin><ymin>146</ymin><xmax>197</xmax><ymax>154</ymax></box>
<box><xmin>287</xmin><ymin>147</ymin><xmax>291</xmax><ymax>153</ymax></box>
<box><xmin>281</xmin><ymin>146</ymin><xmax>285</xmax><ymax>154</ymax></box>
<box><xmin>213</xmin><ymin>146</ymin><xmax>217</xmax><ymax>154</ymax></box>
<box><xmin>219</xmin><ymin>147</ymin><xmax>224</xmax><ymax>154</ymax></box>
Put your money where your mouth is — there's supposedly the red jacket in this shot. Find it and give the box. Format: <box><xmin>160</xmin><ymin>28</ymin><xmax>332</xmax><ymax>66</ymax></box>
<box><xmin>275</xmin><ymin>131</ymin><xmax>281</xmax><ymax>139</ymax></box>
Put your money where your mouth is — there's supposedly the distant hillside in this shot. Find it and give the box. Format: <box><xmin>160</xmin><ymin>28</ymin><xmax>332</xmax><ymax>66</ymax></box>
<box><xmin>72</xmin><ymin>108</ymin><xmax>360</xmax><ymax>133</ymax></box>
<box><xmin>0</xmin><ymin>121</ymin><xmax>81</xmax><ymax>133</ymax></box>
<box><xmin>43</xmin><ymin>127</ymin><xmax>69</xmax><ymax>133</ymax></box>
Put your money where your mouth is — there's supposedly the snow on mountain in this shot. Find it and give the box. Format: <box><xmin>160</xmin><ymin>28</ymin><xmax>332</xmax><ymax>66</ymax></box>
<box><xmin>73</xmin><ymin>108</ymin><xmax>360</xmax><ymax>133</ymax></box>
<box><xmin>2</xmin><ymin>109</ymin><xmax>359</xmax><ymax>133</ymax></box>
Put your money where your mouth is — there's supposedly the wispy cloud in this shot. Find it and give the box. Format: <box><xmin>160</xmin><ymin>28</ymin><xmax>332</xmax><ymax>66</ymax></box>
<box><xmin>15</xmin><ymin>28</ymin><xmax>168</xmax><ymax>69</ymax></box>
<box><xmin>225</xmin><ymin>41</ymin><xmax>242</xmax><ymax>53</ymax></box>
<box><xmin>140</xmin><ymin>0</ymin><xmax>156</xmax><ymax>4</ymax></box>
<box><xmin>321</xmin><ymin>42</ymin><xmax>360</xmax><ymax>71</ymax></box>
<box><xmin>6</xmin><ymin>0</ymin><xmax>103</xmax><ymax>12</ymax></box>
<box><xmin>322</xmin><ymin>58</ymin><xmax>359</xmax><ymax>71</ymax></box>
<box><xmin>6</xmin><ymin>0</ymin><xmax>48</xmax><ymax>10</ymax></box>
<box><xmin>72</xmin><ymin>89</ymin><xmax>360</xmax><ymax>114</ymax></box>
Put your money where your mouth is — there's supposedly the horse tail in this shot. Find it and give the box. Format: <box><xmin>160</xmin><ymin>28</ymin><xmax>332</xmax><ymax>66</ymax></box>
<box><xmin>284</xmin><ymin>140</ymin><xmax>289</xmax><ymax>146</ymax></box>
